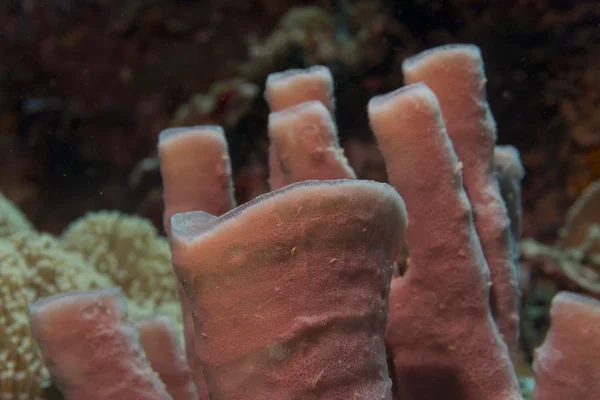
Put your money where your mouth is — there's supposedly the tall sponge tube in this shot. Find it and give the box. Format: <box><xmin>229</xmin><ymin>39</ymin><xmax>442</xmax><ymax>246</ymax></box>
<box><xmin>369</xmin><ymin>83</ymin><xmax>521</xmax><ymax>400</ymax></box>
<box><xmin>403</xmin><ymin>44</ymin><xmax>520</xmax><ymax>362</ymax></box>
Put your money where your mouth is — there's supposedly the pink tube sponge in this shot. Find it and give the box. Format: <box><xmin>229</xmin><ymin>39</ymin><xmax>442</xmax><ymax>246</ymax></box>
<box><xmin>158</xmin><ymin>125</ymin><xmax>235</xmax><ymax>233</ymax></box>
<box><xmin>137</xmin><ymin>316</ymin><xmax>199</xmax><ymax>400</ymax></box>
<box><xmin>29</xmin><ymin>288</ymin><xmax>172</xmax><ymax>400</ymax></box>
<box><xmin>403</xmin><ymin>44</ymin><xmax>520</xmax><ymax>362</ymax></box>
<box><xmin>265</xmin><ymin>66</ymin><xmax>336</xmax><ymax>190</ymax></box>
<box><xmin>533</xmin><ymin>292</ymin><xmax>600</xmax><ymax>400</ymax></box>
<box><xmin>158</xmin><ymin>125</ymin><xmax>236</xmax><ymax>399</ymax></box>
<box><xmin>265</xmin><ymin>65</ymin><xmax>335</xmax><ymax>112</ymax></box>
<box><xmin>369</xmin><ymin>83</ymin><xmax>521</xmax><ymax>400</ymax></box>
<box><xmin>268</xmin><ymin>101</ymin><xmax>355</xmax><ymax>184</ymax></box>
<box><xmin>170</xmin><ymin>179</ymin><xmax>406</xmax><ymax>400</ymax></box>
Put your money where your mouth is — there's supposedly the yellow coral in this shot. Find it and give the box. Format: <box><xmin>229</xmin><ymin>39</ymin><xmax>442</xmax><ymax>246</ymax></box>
<box><xmin>7</xmin><ymin>232</ymin><xmax>112</xmax><ymax>299</ymax></box>
<box><xmin>1</xmin><ymin>232</ymin><xmax>113</xmax><ymax>399</ymax></box>
<box><xmin>60</xmin><ymin>211</ymin><xmax>180</xmax><ymax>322</ymax></box>
<box><xmin>0</xmin><ymin>241</ymin><xmax>46</xmax><ymax>400</ymax></box>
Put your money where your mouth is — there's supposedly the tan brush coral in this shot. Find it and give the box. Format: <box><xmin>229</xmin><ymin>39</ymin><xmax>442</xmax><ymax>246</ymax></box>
<box><xmin>6</xmin><ymin>232</ymin><xmax>112</xmax><ymax>299</ymax></box>
<box><xmin>0</xmin><ymin>193</ymin><xmax>33</xmax><ymax>238</ymax></box>
<box><xmin>60</xmin><ymin>211</ymin><xmax>180</xmax><ymax>322</ymax></box>
<box><xmin>1</xmin><ymin>231</ymin><xmax>112</xmax><ymax>400</ymax></box>
<box><xmin>0</xmin><ymin>241</ymin><xmax>47</xmax><ymax>400</ymax></box>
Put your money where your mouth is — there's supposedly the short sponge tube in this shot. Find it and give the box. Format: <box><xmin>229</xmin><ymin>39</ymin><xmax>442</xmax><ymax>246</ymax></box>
<box><xmin>170</xmin><ymin>179</ymin><xmax>407</xmax><ymax>400</ymax></box>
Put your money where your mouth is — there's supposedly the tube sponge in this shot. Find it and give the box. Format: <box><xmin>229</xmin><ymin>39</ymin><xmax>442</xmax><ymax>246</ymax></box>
<box><xmin>533</xmin><ymin>292</ymin><xmax>600</xmax><ymax>400</ymax></box>
<box><xmin>137</xmin><ymin>316</ymin><xmax>198</xmax><ymax>400</ymax></box>
<box><xmin>157</xmin><ymin>125</ymin><xmax>236</xmax><ymax>398</ymax></box>
<box><xmin>402</xmin><ymin>44</ymin><xmax>520</xmax><ymax>363</ymax></box>
<box><xmin>369</xmin><ymin>83</ymin><xmax>521</xmax><ymax>400</ymax></box>
<box><xmin>264</xmin><ymin>66</ymin><xmax>338</xmax><ymax>190</ymax></box>
<box><xmin>29</xmin><ymin>288</ymin><xmax>173</xmax><ymax>400</ymax></box>
<box><xmin>267</xmin><ymin>101</ymin><xmax>355</xmax><ymax>184</ymax></box>
<box><xmin>171</xmin><ymin>179</ymin><xmax>406</xmax><ymax>399</ymax></box>
<box><xmin>265</xmin><ymin>65</ymin><xmax>335</xmax><ymax>112</ymax></box>
<box><xmin>158</xmin><ymin>126</ymin><xmax>236</xmax><ymax>235</ymax></box>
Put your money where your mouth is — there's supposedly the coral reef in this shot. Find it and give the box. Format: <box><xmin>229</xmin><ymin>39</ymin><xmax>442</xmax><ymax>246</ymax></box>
<box><xmin>155</xmin><ymin>45</ymin><xmax>595</xmax><ymax>400</ymax></box>
<box><xmin>2</xmin><ymin>36</ymin><xmax>599</xmax><ymax>399</ymax></box>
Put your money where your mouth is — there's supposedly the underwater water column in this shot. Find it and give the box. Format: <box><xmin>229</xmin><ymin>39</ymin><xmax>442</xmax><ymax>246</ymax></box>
<box><xmin>170</xmin><ymin>179</ymin><xmax>406</xmax><ymax>400</ymax></box>
<box><xmin>268</xmin><ymin>100</ymin><xmax>355</xmax><ymax>184</ymax></box>
<box><xmin>137</xmin><ymin>316</ymin><xmax>198</xmax><ymax>400</ymax></box>
<box><xmin>369</xmin><ymin>83</ymin><xmax>521</xmax><ymax>400</ymax></box>
<box><xmin>28</xmin><ymin>288</ymin><xmax>172</xmax><ymax>400</ymax></box>
<box><xmin>402</xmin><ymin>44</ymin><xmax>520</xmax><ymax>362</ymax></box>
<box><xmin>532</xmin><ymin>292</ymin><xmax>600</xmax><ymax>400</ymax></box>
<box><xmin>264</xmin><ymin>66</ymin><xmax>337</xmax><ymax>189</ymax></box>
